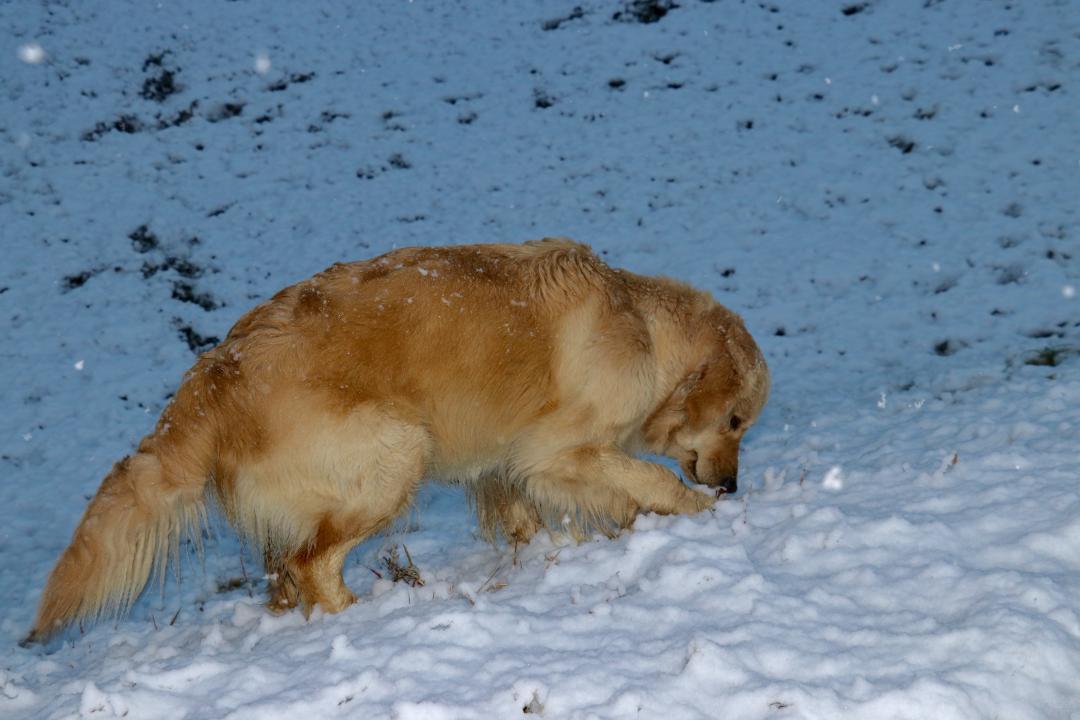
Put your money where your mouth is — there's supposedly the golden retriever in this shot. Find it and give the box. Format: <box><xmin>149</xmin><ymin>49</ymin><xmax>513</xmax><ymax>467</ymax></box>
<box><xmin>24</xmin><ymin>238</ymin><xmax>769</xmax><ymax>643</ymax></box>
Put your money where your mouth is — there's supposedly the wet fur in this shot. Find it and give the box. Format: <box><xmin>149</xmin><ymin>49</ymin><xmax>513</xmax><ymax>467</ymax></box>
<box><xmin>26</xmin><ymin>238</ymin><xmax>769</xmax><ymax>643</ymax></box>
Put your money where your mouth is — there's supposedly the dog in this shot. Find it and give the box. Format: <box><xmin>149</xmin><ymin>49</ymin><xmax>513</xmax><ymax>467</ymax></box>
<box><xmin>24</xmin><ymin>238</ymin><xmax>769</xmax><ymax>644</ymax></box>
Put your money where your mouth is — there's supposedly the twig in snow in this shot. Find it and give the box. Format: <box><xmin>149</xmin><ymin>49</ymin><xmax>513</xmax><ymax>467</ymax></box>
<box><xmin>478</xmin><ymin>563</ymin><xmax>506</xmax><ymax>594</ymax></box>
<box><xmin>383</xmin><ymin>545</ymin><xmax>424</xmax><ymax>587</ymax></box>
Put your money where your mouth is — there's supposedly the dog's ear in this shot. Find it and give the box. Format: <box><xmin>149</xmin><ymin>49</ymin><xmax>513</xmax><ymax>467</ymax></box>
<box><xmin>673</xmin><ymin>364</ymin><xmax>706</xmax><ymax>401</ymax></box>
<box><xmin>642</xmin><ymin>363</ymin><xmax>706</xmax><ymax>447</ymax></box>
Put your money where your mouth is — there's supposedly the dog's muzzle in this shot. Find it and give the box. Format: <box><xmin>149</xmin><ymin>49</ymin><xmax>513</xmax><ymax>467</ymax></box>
<box><xmin>712</xmin><ymin>474</ymin><xmax>737</xmax><ymax>495</ymax></box>
<box><xmin>683</xmin><ymin>453</ymin><xmax>738</xmax><ymax>494</ymax></box>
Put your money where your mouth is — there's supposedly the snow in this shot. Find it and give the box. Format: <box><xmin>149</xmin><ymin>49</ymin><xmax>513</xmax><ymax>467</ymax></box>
<box><xmin>1</xmin><ymin>0</ymin><xmax>1079</xmax><ymax>717</ymax></box>
<box><xmin>16</xmin><ymin>43</ymin><xmax>45</xmax><ymax>65</ymax></box>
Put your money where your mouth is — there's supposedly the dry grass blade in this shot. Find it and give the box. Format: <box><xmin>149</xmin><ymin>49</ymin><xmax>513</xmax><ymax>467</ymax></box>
<box><xmin>477</xmin><ymin>563</ymin><xmax>506</xmax><ymax>594</ymax></box>
<box><xmin>383</xmin><ymin>545</ymin><xmax>424</xmax><ymax>587</ymax></box>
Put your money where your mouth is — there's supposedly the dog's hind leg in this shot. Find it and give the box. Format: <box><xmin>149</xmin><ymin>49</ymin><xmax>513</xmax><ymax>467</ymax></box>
<box><xmin>265</xmin><ymin>551</ymin><xmax>300</xmax><ymax>613</ymax></box>
<box><xmin>282</xmin><ymin>524</ymin><xmax>365</xmax><ymax>616</ymax></box>
<box><xmin>270</xmin><ymin>410</ymin><xmax>430</xmax><ymax>617</ymax></box>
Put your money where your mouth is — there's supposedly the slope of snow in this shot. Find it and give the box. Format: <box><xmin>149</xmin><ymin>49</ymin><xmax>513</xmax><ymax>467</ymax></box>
<box><xmin>1</xmin><ymin>1</ymin><xmax>1078</xmax><ymax>718</ymax></box>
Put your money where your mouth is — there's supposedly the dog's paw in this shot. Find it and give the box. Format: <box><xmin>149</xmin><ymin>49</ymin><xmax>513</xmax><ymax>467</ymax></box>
<box><xmin>613</xmin><ymin>497</ymin><xmax>643</xmax><ymax>529</ymax></box>
<box><xmin>266</xmin><ymin>574</ymin><xmax>301</xmax><ymax>614</ymax></box>
<box><xmin>686</xmin><ymin>489</ymin><xmax>718</xmax><ymax>513</ymax></box>
<box><xmin>500</xmin><ymin>504</ymin><xmax>543</xmax><ymax>545</ymax></box>
<box><xmin>318</xmin><ymin>588</ymin><xmax>358</xmax><ymax>615</ymax></box>
<box><xmin>267</xmin><ymin>594</ymin><xmax>298</xmax><ymax>615</ymax></box>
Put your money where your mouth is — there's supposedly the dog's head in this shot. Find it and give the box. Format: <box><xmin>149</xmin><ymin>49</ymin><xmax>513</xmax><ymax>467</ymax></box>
<box><xmin>644</xmin><ymin>305</ymin><xmax>769</xmax><ymax>494</ymax></box>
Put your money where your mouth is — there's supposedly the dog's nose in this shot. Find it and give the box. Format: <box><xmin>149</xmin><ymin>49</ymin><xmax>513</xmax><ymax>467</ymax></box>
<box><xmin>716</xmin><ymin>475</ymin><xmax>737</xmax><ymax>495</ymax></box>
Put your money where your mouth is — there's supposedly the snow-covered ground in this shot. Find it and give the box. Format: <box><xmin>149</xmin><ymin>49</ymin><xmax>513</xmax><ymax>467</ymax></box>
<box><xmin>2</xmin><ymin>1</ymin><xmax>1079</xmax><ymax>717</ymax></box>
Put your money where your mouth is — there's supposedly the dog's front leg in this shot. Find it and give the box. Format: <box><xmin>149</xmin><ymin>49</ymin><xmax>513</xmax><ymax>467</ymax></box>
<box><xmin>470</xmin><ymin>475</ymin><xmax>544</xmax><ymax>545</ymax></box>
<box><xmin>581</xmin><ymin>448</ymin><xmax>717</xmax><ymax>516</ymax></box>
<box><xmin>522</xmin><ymin>445</ymin><xmax>715</xmax><ymax>527</ymax></box>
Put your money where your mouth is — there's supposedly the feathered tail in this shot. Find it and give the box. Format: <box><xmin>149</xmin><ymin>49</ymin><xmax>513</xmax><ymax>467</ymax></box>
<box><xmin>23</xmin><ymin>381</ymin><xmax>218</xmax><ymax>645</ymax></box>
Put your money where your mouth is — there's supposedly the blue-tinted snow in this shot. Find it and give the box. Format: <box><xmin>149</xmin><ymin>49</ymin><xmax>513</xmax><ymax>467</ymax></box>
<box><xmin>1</xmin><ymin>1</ymin><xmax>1078</xmax><ymax>717</ymax></box>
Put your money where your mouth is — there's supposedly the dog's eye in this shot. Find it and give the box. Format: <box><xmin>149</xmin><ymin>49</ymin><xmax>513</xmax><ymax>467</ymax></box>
<box><xmin>729</xmin><ymin>415</ymin><xmax>742</xmax><ymax>431</ymax></box>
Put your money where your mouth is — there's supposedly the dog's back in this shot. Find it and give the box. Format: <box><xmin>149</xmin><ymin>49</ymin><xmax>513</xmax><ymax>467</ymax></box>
<box><xmin>26</xmin><ymin>239</ymin><xmax>635</xmax><ymax>640</ymax></box>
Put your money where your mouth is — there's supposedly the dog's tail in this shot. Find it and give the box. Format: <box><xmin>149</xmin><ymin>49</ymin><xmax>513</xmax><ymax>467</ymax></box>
<box><xmin>22</xmin><ymin>371</ymin><xmax>221</xmax><ymax>646</ymax></box>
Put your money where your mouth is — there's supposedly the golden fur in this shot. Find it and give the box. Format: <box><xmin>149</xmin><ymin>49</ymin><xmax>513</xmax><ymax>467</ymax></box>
<box><xmin>25</xmin><ymin>238</ymin><xmax>769</xmax><ymax>643</ymax></box>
